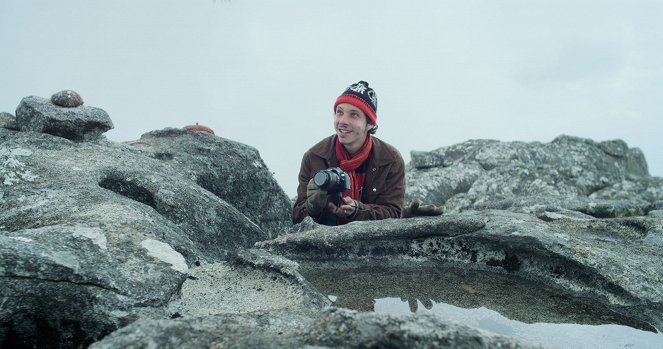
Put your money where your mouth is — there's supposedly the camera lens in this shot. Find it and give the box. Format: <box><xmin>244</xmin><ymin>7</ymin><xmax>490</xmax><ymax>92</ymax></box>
<box><xmin>313</xmin><ymin>171</ymin><xmax>331</xmax><ymax>188</ymax></box>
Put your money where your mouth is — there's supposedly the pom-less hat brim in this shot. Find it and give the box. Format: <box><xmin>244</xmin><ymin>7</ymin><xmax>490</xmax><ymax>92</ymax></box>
<box><xmin>334</xmin><ymin>95</ymin><xmax>378</xmax><ymax>126</ymax></box>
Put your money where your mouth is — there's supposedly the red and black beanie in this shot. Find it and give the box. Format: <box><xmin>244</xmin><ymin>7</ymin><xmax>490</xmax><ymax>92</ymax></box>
<box><xmin>333</xmin><ymin>81</ymin><xmax>378</xmax><ymax>126</ymax></box>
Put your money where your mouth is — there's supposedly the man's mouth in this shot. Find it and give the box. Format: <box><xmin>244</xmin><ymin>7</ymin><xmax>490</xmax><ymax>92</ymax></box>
<box><xmin>338</xmin><ymin>129</ymin><xmax>351</xmax><ymax>134</ymax></box>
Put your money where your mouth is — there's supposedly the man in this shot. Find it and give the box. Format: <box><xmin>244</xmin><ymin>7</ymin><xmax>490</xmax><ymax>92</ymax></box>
<box><xmin>292</xmin><ymin>81</ymin><xmax>405</xmax><ymax>225</ymax></box>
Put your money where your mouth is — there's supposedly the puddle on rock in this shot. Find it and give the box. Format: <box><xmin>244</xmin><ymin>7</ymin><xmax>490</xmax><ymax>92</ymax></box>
<box><xmin>301</xmin><ymin>265</ymin><xmax>663</xmax><ymax>349</ymax></box>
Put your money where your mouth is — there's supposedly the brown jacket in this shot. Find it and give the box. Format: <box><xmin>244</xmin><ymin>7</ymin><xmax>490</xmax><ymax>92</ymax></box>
<box><xmin>292</xmin><ymin>135</ymin><xmax>405</xmax><ymax>225</ymax></box>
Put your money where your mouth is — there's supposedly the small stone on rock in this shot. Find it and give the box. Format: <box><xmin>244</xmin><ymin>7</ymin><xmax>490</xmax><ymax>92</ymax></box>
<box><xmin>51</xmin><ymin>90</ymin><xmax>84</xmax><ymax>108</ymax></box>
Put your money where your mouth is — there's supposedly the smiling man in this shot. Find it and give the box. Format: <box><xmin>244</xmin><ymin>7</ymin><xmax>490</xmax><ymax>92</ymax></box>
<box><xmin>292</xmin><ymin>81</ymin><xmax>405</xmax><ymax>225</ymax></box>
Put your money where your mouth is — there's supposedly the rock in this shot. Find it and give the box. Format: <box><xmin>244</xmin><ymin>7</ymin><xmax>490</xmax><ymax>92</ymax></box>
<box><xmin>89</xmin><ymin>308</ymin><xmax>540</xmax><ymax>349</ymax></box>
<box><xmin>166</xmin><ymin>249</ymin><xmax>330</xmax><ymax>318</ymax></box>
<box><xmin>15</xmin><ymin>95</ymin><xmax>113</xmax><ymax>141</ymax></box>
<box><xmin>406</xmin><ymin>136</ymin><xmax>659</xmax><ymax>217</ymax></box>
<box><xmin>0</xmin><ymin>224</ymin><xmax>187</xmax><ymax>348</ymax></box>
<box><xmin>258</xmin><ymin>211</ymin><xmax>663</xmax><ymax>331</ymax></box>
<box><xmin>0</xmin><ymin>112</ymin><xmax>18</xmax><ymax>130</ymax></box>
<box><xmin>5</xmin><ymin>112</ymin><xmax>663</xmax><ymax>349</ymax></box>
<box><xmin>51</xmin><ymin>90</ymin><xmax>84</xmax><ymax>107</ymax></box>
<box><xmin>125</xmin><ymin>128</ymin><xmax>292</xmax><ymax>238</ymax></box>
<box><xmin>0</xmin><ymin>125</ymin><xmax>289</xmax><ymax>347</ymax></box>
<box><xmin>647</xmin><ymin>210</ymin><xmax>663</xmax><ymax>218</ymax></box>
<box><xmin>410</xmin><ymin>150</ymin><xmax>450</xmax><ymax>169</ymax></box>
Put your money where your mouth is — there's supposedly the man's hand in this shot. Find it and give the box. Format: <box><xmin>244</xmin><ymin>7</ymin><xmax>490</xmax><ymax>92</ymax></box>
<box><xmin>401</xmin><ymin>199</ymin><xmax>444</xmax><ymax>218</ymax></box>
<box><xmin>306</xmin><ymin>179</ymin><xmax>328</xmax><ymax>216</ymax></box>
<box><xmin>328</xmin><ymin>196</ymin><xmax>360</xmax><ymax>220</ymax></box>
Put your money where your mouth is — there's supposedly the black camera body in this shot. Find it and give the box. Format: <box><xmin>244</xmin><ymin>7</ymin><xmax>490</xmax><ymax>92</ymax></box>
<box><xmin>313</xmin><ymin>167</ymin><xmax>350</xmax><ymax>193</ymax></box>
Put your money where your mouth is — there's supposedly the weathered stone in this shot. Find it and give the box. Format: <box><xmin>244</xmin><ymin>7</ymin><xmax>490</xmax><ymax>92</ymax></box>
<box><xmin>51</xmin><ymin>90</ymin><xmax>84</xmax><ymax>107</ymax></box>
<box><xmin>125</xmin><ymin>128</ymin><xmax>292</xmax><ymax>238</ymax></box>
<box><xmin>0</xmin><ymin>224</ymin><xmax>187</xmax><ymax>348</ymax></box>
<box><xmin>647</xmin><ymin>210</ymin><xmax>663</xmax><ymax>218</ymax></box>
<box><xmin>5</xmin><ymin>107</ymin><xmax>663</xmax><ymax>349</ymax></box>
<box><xmin>15</xmin><ymin>95</ymin><xmax>113</xmax><ymax>141</ymax></box>
<box><xmin>406</xmin><ymin>136</ymin><xmax>659</xmax><ymax>217</ymax></box>
<box><xmin>166</xmin><ymin>249</ymin><xmax>329</xmax><ymax>318</ymax></box>
<box><xmin>410</xmin><ymin>150</ymin><xmax>449</xmax><ymax>169</ymax></box>
<box><xmin>0</xmin><ymin>112</ymin><xmax>18</xmax><ymax>130</ymax></box>
<box><xmin>259</xmin><ymin>211</ymin><xmax>663</xmax><ymax>331</ymax></box>
<box><xmin>89</xmin><ymin>308</ymin><xmax>540</xmax><ymax>349</ymax></box>
<box><xmin>0</xmin><ymin>125</ymin><xmax>288</xmax><ymax>348</ymax></box>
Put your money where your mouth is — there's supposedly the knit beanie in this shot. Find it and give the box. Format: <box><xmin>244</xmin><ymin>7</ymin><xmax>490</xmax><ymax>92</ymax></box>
<box><xmin>333</xmin><ymin>81</ymin><xmax>378</xmax><ymax>125</ymax></box>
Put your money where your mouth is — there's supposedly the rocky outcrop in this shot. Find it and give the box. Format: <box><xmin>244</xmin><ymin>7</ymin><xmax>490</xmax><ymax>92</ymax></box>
<box><xmin>0</xmin><ymin>93</ymin><xmax>297</xmax><ymax>348</ymax></box>
<box><xmin>126</xmin><ymin>128</ymin><xmax>292</xmax><ymax>238</ymax></box>
<box><xmin>89</xmin><ymin>308</ymin><xmax>540</xmax><ymax>349</ymax></box>
<box><xmin>15</xmin><ymin>96</ymin><xmax>113</xmax><ymax>141</ymax></box>
<box><xmin>259</xmin><ymin>212</ymin><xmax>663</xmax><ymax>332</ymax></box>
<box><xmin>406</xmin><ymin>136</ymin><xmax>662</xmax><ymax>217</ymax></box>
<box><xmin>4</xmin><ymin>91</ymin><xmax>662</xmax><ymax>348</ymax></box>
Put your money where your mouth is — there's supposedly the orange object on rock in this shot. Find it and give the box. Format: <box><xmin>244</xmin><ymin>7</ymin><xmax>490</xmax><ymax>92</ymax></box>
<box><xmin>183</xmin><ymin>123</ymin><xmax>215</xmax><ymax>135</ymax></box>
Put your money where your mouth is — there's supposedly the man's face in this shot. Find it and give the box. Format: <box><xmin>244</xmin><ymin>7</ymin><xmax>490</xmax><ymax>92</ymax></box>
<box><xmin>334</xmin><ymin>103</ymin><xmax>373</xmax><ymax>154</ymax></box>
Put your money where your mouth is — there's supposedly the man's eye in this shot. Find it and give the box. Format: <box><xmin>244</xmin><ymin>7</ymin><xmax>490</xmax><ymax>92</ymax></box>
<box><xmin>335</xmin><ymin>110</ymin><xmax>343</xmax><ymax>115</ymax></box>
<box><xmin>351</xmin><ymin>113</ymin><xmax>359</xmax><ymax>118</ymax></box>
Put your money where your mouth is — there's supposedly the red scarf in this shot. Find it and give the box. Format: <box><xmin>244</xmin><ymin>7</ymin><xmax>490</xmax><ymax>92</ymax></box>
<box><xmin>335</xmin><ymin>135</ymin><xmax>373</xmax><ymax>202</ymax></box>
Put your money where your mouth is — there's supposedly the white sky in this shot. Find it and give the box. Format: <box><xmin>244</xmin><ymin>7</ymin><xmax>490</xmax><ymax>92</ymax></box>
<box><xmin>2</xmin><ymin>0</ymin><xmax>661</xmax><ymax>197</ymax></box>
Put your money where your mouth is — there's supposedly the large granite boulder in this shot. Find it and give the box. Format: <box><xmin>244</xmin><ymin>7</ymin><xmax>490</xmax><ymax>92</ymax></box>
<box><xmin>15</xmin><ymin>95</ymin><xmax>113</xmax><ymax>141</ymax></box>
<box><xmin>125</xmin><ymin>128</ymin><xmax>292</xmax><ymax>238</ymax></box>
<box><xmin>0</xmin><ymin>95</ymin><xmax>299</xmax><ymax>347</ymax></box>
<box><xmin>4</xmin><ymin>93</ymin><xmax>661</xmax><ymax>349</ymax></box>
<box><xmin>406</xmin><ymin>136</ymin><xmax>662</xmax><ymax>217</ymax></box>
<box><xmin>89</xmin><ymin>307</ymin><xmax>540</xmax><ymax>349</ymax></box>
<box><xmin>258</xmin><ymin>212</ymin><xmax>663</xmax><ymax>332</ymax></box>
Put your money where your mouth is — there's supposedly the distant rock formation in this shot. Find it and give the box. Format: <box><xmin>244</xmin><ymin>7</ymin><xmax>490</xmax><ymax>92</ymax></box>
<box><xmin>406</xmin><ymin>136</ymin><xmax>663</xmax><ymax>218</ymax></box>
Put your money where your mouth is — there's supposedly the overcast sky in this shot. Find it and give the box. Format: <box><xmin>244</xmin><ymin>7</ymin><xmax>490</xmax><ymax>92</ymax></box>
<box><xmin>2</xmin><ymin>0</ymin><xmax>661</xmax><ymax>196</ymax></box>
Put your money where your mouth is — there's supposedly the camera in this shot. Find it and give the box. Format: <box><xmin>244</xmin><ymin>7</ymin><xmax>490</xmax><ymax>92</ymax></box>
<box><xmin>313</xmin><ymin>167</ymin><xmax>350</xmax><ymax>193</ymax></box>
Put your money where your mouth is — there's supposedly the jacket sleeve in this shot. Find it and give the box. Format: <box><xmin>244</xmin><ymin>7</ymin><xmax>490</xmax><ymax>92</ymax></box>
<box><xmin>355</xmin><ymin>152</ymin><xmax>405</xmax><ymax>221</ymax></box>
<box><xmin>292</xmin><ymin>152</ymin><xmax>312</xmax><ymax>224</ymax></box>
<box><xmin>292</xmin><ymin>151</ymin><xmax>330</xmax><ymax>224</ymax></box>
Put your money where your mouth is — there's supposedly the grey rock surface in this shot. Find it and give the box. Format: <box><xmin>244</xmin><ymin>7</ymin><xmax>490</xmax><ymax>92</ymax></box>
<box><xmin>89</xmin><ymin>307</ymin><xmax>541</xmax><ymax>349</ymax></box>
<box><xmin>4</xmin><ymin>101</ymin><xmax>662</xmax><ymax>349</ymax></box>
<box><xmin>406</xmin><ymin>136</ymin><xmax>661</xmax><ymax>217</ymax></box>
<box><xmin>0</xmin><ymin>112</ymin><xmax>18</xmax><ymax>130</ymax></box>
<box><xmin>0</xmin><ymin>224</ymin><xmax>187</xmax><ymax>348</ymax></box>
<box><xmin>126</xmin><ymin>128</ymin><xmax>292</xmax><ymax>238</ymax></box>
<box><xmin>51</xmin><ymin>90</ymin><xmax>84</xmax><ymax>107</ymax></box>
<box><xmin>166</xmin><ymin>249</ymin><xmax>330</xmax><ymax>318</ymax></box>
<box><xmin>259</xmin><ymin>211</ymin><xmax>663</xmax><ymax>331</ymax></box>
<box><xmin>15</xmin><ymin>95</ymin><xmax>113</xmax><ymax>141</ymax></box>
<box><xmin>0</xmin><ymin>116</ymin><xmax>295</xmax><ymax>347</ymax></box>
